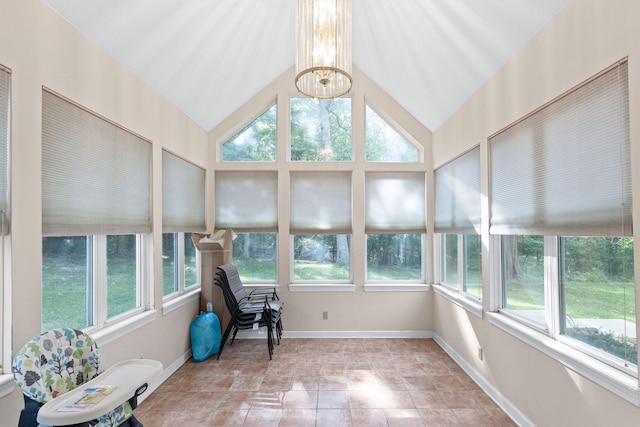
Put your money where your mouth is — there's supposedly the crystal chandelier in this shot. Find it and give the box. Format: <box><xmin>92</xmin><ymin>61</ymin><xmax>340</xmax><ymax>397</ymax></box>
<box><xmin>295</xmin><ymin>0</ymin><xmax>352</xmax><ymax>98</ymax></box>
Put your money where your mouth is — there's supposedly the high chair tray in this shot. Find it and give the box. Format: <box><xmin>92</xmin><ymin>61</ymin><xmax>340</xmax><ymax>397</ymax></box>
<box><xmin>37</xmin><ymin>358</ymin><xmax>163</xmax><ymax>426</ymax></box>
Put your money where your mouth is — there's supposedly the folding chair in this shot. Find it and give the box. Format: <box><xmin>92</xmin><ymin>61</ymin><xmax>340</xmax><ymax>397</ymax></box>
<box><xmin>214</xmin><ymin>264</ymin><xmax>283</xmax><ymax>360</ymax></box>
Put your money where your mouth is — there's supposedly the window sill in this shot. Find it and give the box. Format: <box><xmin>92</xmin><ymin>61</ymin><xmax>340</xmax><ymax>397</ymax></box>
<box><xmin>432</xmin><ymin>284</ymin><xmax>483</xmax><ymax>318</ymax></box>
<box><xmin>364</xmin><ymin>283</ymin><xmax>430</xmax><ymax>292</ymax></box>
<box><xmin>289</xmin><ymin>283</ymin><xmax>355</xmax><ymax>292</ymax></box>
<box><xmin>488</xmin><ymin>311</ymin><xmax>640</xmax><ymax>406</ymax></box>
<box><xmin>90</xmin><ymin>310</ymin><xmax>158</xmax><ymax>347</ymax></box>
<box><xmin>163</xmin><ymin>288</ymin><xmax>201</xmax><ymax>315</ymax></box>
<box><xmin>243</xmin><ymin>284</ymin><xmax>281</xmax><ymax>291</ymax></box>
<box><xmin>0</xmin><ymin>373</ymin><xmax>14</xmax><ymax>399</ymax></box>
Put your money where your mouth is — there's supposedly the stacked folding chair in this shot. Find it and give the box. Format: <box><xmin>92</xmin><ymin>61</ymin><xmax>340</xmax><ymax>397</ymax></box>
<box><xmin>214</xmin><ymin>264</ymin><xmax>283</xmax><ymax>360</ymax></box>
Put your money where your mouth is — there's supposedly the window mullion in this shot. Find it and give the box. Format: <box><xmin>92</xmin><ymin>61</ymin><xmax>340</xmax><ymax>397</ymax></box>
<box><xmin>137</xmin><ymin>234</ymin><xmax>148</xmax><ymax>310</ymax></box>
<box><xmin>93</xmin><ymin>235</ymin><xmax>107</xmax><ymax>328</ymax></box>
<box><xmin>458</xmin><ymin>234</ymin><xmax>464</xmax><ymax>292</ymax></box>
<box><xmin>545</xmin><ymin>236</ymin><xmax>560</xmax><ymax>336</ymax></box>
<box><xmin>489</xmin><ymin>234</ymin><xmax>504</xmax><ymax>312</ymax></box>
<box><xmin>177</xmin><ymin>232</ymin><xmax>186</xmax><ymax>292</ymax></box>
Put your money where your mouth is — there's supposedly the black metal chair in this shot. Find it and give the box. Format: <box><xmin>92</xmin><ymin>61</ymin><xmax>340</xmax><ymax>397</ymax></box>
<box><xmin>214</xmin><ymin>264</ymin><xmax>283</xmax><ymax>360</ymax></box>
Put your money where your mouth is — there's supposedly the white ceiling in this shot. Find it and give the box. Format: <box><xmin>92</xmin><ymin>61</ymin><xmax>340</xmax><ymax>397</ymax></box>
<box><xmin>42</xmin><ymin>0</ymin><xmax>570</xmax><ymax>132</ymax></box>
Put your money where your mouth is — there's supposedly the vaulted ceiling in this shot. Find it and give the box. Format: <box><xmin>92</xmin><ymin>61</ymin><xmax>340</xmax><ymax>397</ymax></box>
<box><xmin>42</xmin><ymin>0</ymin><xmax>570</xmax><ymax>132</ymax></box>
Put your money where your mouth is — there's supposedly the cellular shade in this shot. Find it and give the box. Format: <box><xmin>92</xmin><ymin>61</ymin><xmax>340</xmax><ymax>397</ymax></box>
<box><xmin>365</xmin><ymin>172</ymin><xmax>425</xmax><ymax>233</ymax></box>
<box><xmin>434</xmin><ymin>147</ymin><xmax>480</xmax><ymax>234</ymax></box>
<box><xmin>42</xmin><ymin>90</ymin><xmax>152</xmax><ymax>236</ymax></box>
<box><xmin>215</xmin><ymin>171</ymin><xmax>278</xmax><ymax>232</ymax></box>
<box><xmin>490</xmin><ymin>61</ymin><xmax>631</xmax><ymax>236</ymax></box>
<box><xmin>290</xmin><ymin>171</ymin><xmax>351</xmax><ymax>234</ymax></box>
<box><xmin>162</xmin><ymin>150</ymin><xmax>206</xmax><ymax>233</ymax></box>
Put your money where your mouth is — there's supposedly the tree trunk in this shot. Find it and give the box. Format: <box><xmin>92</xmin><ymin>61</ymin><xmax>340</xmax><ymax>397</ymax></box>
<box><xmin>318</xmin><ymin>99</ymin><xmax>332</xmax><ymax>160</ymax></box>
<box><xmin>336</xmin><ymin>235</ymin><xmax>349</xmax><ymax>266</ymax></box>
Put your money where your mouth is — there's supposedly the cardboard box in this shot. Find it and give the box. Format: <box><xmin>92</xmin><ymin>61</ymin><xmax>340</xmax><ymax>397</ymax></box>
<box><xmin>192</xmin><ymin>230</ymin><xmax>234</xmax><ymax>332</ymax></box>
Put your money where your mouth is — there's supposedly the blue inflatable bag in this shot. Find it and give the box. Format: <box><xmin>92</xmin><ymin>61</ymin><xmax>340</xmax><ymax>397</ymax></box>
<box><xmin>190</xmin><ymin>311</ymin><xmax>222</xmax><ymax>362</ymax></box>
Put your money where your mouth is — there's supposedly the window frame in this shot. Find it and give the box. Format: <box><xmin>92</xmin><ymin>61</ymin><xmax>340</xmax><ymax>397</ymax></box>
<box><xmin>364</xmin><ymin>103</ymin><xmax>422</xmax><ymax>162</ymax></box>
<box><xmin>230</xmin><ymin>231</ymin><xmax>279</xmax><ymax>285</ymax></box>
<box><xmin>489</xmin><ymin>234</ymin><xmax>639</xmax><ymax>404</ymax></box>
<box><xmin>290</xmin><ymin>234</ymin><xmax>354</xmax><ymax>289</ymax></box>
<box><xmin>162</xmin><ymin>232</ymin><xmax>200</xmax><ymax>295</ymax></box>
<box><xmin>0</xmin><ymin>64</ymin><xmax>10</xmax><ymax>392</ymax></box>
<box><xmin>433</xmin><ymin>233</ymin><xmax>483</xmax><ymax>317</ymax></box>
<box><xmin>41</xmin><ymin>233</ymin><xmax>151</xmax><ymax>338</ymax></box>
<box><xmin>289</xmin><ymin>96</ymin><xmax>353</xmax><ymax>162</ymax></box>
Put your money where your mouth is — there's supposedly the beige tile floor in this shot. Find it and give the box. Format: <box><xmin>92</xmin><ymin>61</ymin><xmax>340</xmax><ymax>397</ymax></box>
<box><xmin>135</xmin><ymin>338</ymin><xmax>516</xmax><ymax>426</ymax></box>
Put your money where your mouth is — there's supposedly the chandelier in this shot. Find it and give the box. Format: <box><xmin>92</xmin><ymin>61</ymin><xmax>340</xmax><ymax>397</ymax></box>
<box><xmin>295</xmin><ymin>0</ymin><xmax>352</xmax><ymax>98</ymax></box>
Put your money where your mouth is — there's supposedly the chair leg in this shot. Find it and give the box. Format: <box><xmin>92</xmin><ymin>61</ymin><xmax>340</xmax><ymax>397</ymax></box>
<box><xmin>263</xmin><ymin>308</ymin><xmax>274</xmax><ymax>360</ymax></box>
<box><xmin>230</xmin><ymin>324</ymin><xmax>241</xmax><ymax>345</ymax></box>
<box><xmin>217</xmin><ymin>313</ymin><xmax>238</xmax><ymax>360</ymax></box>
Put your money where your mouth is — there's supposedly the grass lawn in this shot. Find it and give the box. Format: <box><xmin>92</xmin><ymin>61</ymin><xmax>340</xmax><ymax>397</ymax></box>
<box><xmin>506</xmin><ymin>279</ymin><xmax>636</xmax><ymax>322</ymax></box>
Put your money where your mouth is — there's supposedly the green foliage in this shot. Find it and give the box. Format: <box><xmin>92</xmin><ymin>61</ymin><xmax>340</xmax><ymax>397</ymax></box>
<box><xmin>222</xmin><ymin>104</ymin><xmax>276</xmax><ymax>161</ymax></box>
<box><xmin>365</xmin><ymin>105</ymin><xmax>418</xmax><ymax>162</ymax></box>
<box><xmin>294</xmin><ymin>261</ymin><xmax>350</xmax><ymax>281</ymax></box>
<box><xmin>367</xmin><ymin>234</ymin><xmax>421</xmax><ymax>280</ymax></box>
<box><xmin>290</xmin><ymin>98</ymin><xmax>352</xmax><ymax>161</ymax></box>
<box><xmin>567</xmin><ymin>326</ymin><xmax>637</xmax><ymax>364</ymax></box>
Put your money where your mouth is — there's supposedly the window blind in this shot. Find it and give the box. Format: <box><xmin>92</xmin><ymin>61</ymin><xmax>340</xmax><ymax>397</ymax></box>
<box><xmin>434</xmin><ymin>146</ymin><xmax>480</xmax><ymax>234</ymax></box>
<box><xmin>365</xmin><ymin>172</ymin><xmax>426</xmax><ymax>233</ymax></box>
<box><xmin>290</xmin><ymin>171</ymin><xmax>352</xmax><ymax>234</ymax></box>
<box><xmin>162</xmin><ymin>150</ymin><xmax>206</xmax><ymax>233</ymax></box>
<box><xmin>215</xmin><ymin>171</ymin><xmax>278</xmax><ymax>232</ymax></box>
<box><xmin>42</xmin><ymin>90</ymin><xmax>152</xmax><ymax>236</ymax></box>
<box><xmin>490</xmin><ymin>61</ymin><xmax>631</xmax><ymax>236</ymax></box>
<box><xmin>0</xmin><ymin>67</ymin><xmax>10</xmax><ymax>235</ymax></box>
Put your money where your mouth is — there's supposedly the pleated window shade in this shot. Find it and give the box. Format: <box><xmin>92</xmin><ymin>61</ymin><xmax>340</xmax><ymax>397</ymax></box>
<box><xmin>215</xmin><ymin>171</ymin><xmax>278</xmax><ymax>232</ymax></box>
<box><xmin>42</xmin><ymin>90</ymin><xmax>152</xmax><ymax>236</ymax></box>
<box><xmin>490</xmin><ymin>61</ymin><xmax>631</xmax><ymax>237</ymax></box>
<box><xmin>290</xmin><ymin>171</ymin><xmax>352</xmax><ymax>234</ymax></box>
<box><xmin>365</xmin><ymin>172</ymin><xmax>426</xmax><ymax>233</ymax></box>
<box><xmin>0</xmin><ymin>68</ymin><xmax>9</xmax><ymax>235</ymax></box>
<box><xmin>162</xmin><ymin>150</ymin><xmax>206</xmax><ymax>233</ymax></box>
<box><xmin>434</xmin><ymin>146</ymin><xmax>480</xmax><ymax>234</ymax></box>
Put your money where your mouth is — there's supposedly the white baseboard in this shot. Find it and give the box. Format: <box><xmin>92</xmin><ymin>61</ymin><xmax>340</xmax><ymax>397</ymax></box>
<box><xmin>432</xmin><ymin>333</ymin><xmax>532</xmax><ymax>427</ymax></box>
<box><xmin>231</xmin><ymin>329</ymin><xmax>433</xmax><ymax>339</ymax></box>
<box><xmin>137</xmin><ymin>348</ymin><xmax>192</xmax><ymax>404</ymax></box>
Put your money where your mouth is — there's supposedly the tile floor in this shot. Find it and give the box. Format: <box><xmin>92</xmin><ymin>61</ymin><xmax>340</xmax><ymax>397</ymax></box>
<box><xmin>135</xmin><ymin>338</ymin><xmax>516</xmax><ymax>426</ymax></box>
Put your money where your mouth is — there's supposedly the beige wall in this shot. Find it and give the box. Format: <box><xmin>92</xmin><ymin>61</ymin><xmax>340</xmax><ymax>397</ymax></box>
<box><xmin>0</xmin><ymin>0</ymin><xmax>207</xmax><ymax>423</ymax></box>
<box><xmin>432</xmin><ymin>0</ymin><xmax>640</xmax><ymax>425</ymax></box>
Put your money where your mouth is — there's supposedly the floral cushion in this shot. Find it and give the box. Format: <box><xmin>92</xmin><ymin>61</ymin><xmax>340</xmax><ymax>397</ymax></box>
<box><xmin>12</xmin><ymin>328</ymin><xmax>133</xmax><ymax>427</ymax></box>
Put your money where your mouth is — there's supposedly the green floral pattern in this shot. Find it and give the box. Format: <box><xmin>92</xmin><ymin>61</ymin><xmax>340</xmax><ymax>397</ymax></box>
<box><xmin>13</xmin><ymin>328</ymin><xmax>132</xmax><ymax>427</ymax></box>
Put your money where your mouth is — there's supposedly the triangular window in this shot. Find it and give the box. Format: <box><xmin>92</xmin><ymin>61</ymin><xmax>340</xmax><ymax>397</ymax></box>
<box><xmin>365</xmin><ymin>105</ymin><xmax>418</xmax><ymax>162</ymax></box>
<box><xmin>222</xmin><ymin>104</ymin><xmax>276</xmax><ymax>161</ymax></box>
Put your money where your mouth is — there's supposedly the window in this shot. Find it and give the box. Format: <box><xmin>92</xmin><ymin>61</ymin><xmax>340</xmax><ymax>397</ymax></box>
<box><xmin>291</xmin><ymin>172</ymin><xmax>352</xmax><ymax>281</ymax></box>
<box><xmin>490</xmin><ymin>60</ymin><xmax>634</xmax><ymax>372</ymax></box>
<box><xmin>365</xmin><ymin>172</ymin><xmax>426</xmax><ymax>282</ymax></box>
<box><xmin>561</xmin><ymin>237</ymin><xmax>635</xmax><ymax>365</ymax></box>
<box><xmin>162</xmin><ymin>150</ymin><xmax>205</xmax><ymax>297</ymax></box>
<box><xmin>434</xmin><ymin>147</ymin><xmax>481</xmax><ymax>299</ymax></box>
<box><xmin>501</xmin><ymin>235</ymin><xmax>545</xmax><ymax>325</ymax></box>
<box><xmin>41</xmin><ymin>89</ymin><xmax>151</xmax><ymax>332</ymax></box>
<box><xmin>215</xmin><ymin>171</ymin><xmax>278</xmax><ymax>281</ymax></box>
<box><xmin>232</xmin><ymin>233</ymin><xmax>277</xmax><ymax>282</ymax></box>
<box><xmin>0</xmin><ymin>66</ymin><xmax>10</xmax><ymax>375</ymax></box>
<box><xmin>441</xmin><ymin>234</ymin><xmax>458</xmax><ymax>287</ymax></box>
<box><xmin>365</xmin><ymin>105</ymin><xmax>419</xmax><ymax>162</ymax></box>
<box><xmin>222</xmin><ymin>104</ymin><xmax>276</xmax><ymax>161</ymax></box>
<box><xmin>290</xmin><ymin>97</ymin><xmax>352</xmax><ymax>161</ymax></box>
<box><xmin>367</xmin><ymin>234</ymin><xmax>422</xmax><ymax>281</ymax></box>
